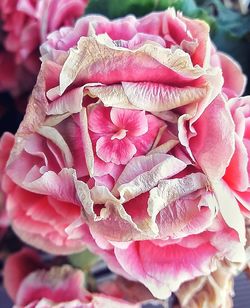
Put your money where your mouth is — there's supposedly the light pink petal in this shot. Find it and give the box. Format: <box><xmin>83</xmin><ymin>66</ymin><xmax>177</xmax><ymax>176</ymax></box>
<box><xmin>179</xmin><ymin>14</ymin><xmax>210</xmax><ymax>67</ymax></box>
<box><xmin>122</xmin><ymin>81</ymin><xmax>207</xmax><ymax>112</ymax></box>
<box><xmin>94</xmin><ymin>155</ymin><xmax>114</xmax><ymax>177</ymax></box>
<box><xmin>163</xmin><ymin>10</ymin><xmax>191</xmax><ymax>45</ymax></box>
<box><xmin>147</xmin><ymin>172</ymin><xmax>209</xmax><ymax>224</ymax></box>
<box><xmin>211</xmin><ymin>226</ymin><xmax>246</xmax><ymax>262</ymax></box>
<box><xmin>94</xmin><ymin>174</ymin><xmax>114</xmax><ymax>191</ymax></box>
<box><xmin>96</xmin><ymin>137</ymin><xmax>136</xmax><ymax>165</ymax></box>
<box><xmin>135</xmin><ymin>11</ymin><xmax>163</xmax><ymax>35</ymax></box>
<box><xmin>94</xmin><ymin>15</ymin><xmax>138</xmax><ymax>40</ymax></box>
<box><xmin>131</xmin><ymin>114</ymin><xmax>166</xmax><ymax>156</ymax></box>
<box><xmin>127</xmin><ymin>33</ymin><xmax>166</xmax><ymax>49</ymax></box>
<box><xmin>47</xmin><ymin>86</ymin><xmax>84</xmax><ymax>115</ymax></box>
<box><xmin>42</xmin><ymin>15</ymin><xmax>109</xmax><ymax>54</ymax></box>
<box><xmin>83</xmin><ymin>185</ymin><xmax>150</xmax><ymax>241</ymax></box>
<box><xmin>114</xmin><ymin>154</ymin><xmax>186</xmax><ymax>201</ymax></box>
<box><xmin>6</xmin><ymin>142</ymin><xmax>46</xmax><ymax>187</ymax></box>
<box><xmin>56</xmin><ymin>115</ymin><xmax>89</xmax><ymax>178</ymax></box>
<box><xmin>156</xmin><ymin>190</ymin><xmax>217</xmax><ymax>238</ymax></box>
<box><xmin>190</xmin><ymin>95</ymin><xmax>235</xmax><ymax>180</ymax></box>
<box><xmin>110</xmin><ymin>108</ymin><xmax>148</xmax><ymax>136</ymax></box>
<box><xmin>17</xmin><ymin>0</ymin><xmax>36</xmax><ymax>16</ymax></box>
<box><xmin>234</xmin><ymin>189</ymin><xmax>250</xmax><ymax>215</ymax></box>
<box><xmin>59</xmin><ymin>35</ymin><xmax>205</xmax><ymax>94</ymax></box>
<box><xmin>7</xmin><ymin>186</ymin><xmax>86</xmax><ymax>255</ymax></box>
<box><xmin>77</xmin><ymin>224</ymin><xmax>133</xmax><ymax>279</ymax></box>
<box><xmin>114</xmin><ymin>240</ymin><xmax>217</xmax><ymax>299</ymax></box>
<box><xmin>218</xmin><ymin>52</ymin><xmax>247</xmax><ymax>96</ymax></box>
<box><xmin>212</xmin><ymin>180</ymin><xmax>245</xmax><ymax>245</ymax></box>
<box><xmin>23</xmin><ymin>168</ymin><xmax>79</xmax><ymax>204</ymax></box>
<box><xmin>229</xmin><ymin>96</ymin><xmax>250</xmax><ymax>139</ymax></box>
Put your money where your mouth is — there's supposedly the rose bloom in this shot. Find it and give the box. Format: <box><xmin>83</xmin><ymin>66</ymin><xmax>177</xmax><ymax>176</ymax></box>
<box><xmin>0</xmin><ymin>0</ymin><xmax>89</xmax><ymax>96</ymax></box>
<box><xmin>3</xmin><ymin>248</ymin><xmax>140</xmax><ymax>308</ymax></box>
<box><xmin>2</xmin><ymin>9</ymin><xmax>249</xmax><ymax>298</ymax></box>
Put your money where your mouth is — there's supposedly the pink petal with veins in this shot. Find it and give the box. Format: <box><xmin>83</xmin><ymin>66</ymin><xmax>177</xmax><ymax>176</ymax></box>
<box><xmin>96</xmin><ymin>137</ymin><xmax>136</xmax><ymax>165</ymax></box>
<box><xmin>110</xmin><ymin>108</ymin><xmax>148</xmax><ymax>136</ymax></box>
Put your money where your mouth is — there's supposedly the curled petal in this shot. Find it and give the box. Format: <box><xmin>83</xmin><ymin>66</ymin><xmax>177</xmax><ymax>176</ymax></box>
<box><xmin>114</xmin><ymin>154</ymin><xmax>186</xmax><ymax>201</ymax></box>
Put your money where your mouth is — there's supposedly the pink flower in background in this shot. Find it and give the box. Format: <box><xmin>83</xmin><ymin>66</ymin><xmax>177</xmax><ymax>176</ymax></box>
<box><xmin>3</xmin><ymin>248</ymin><xmax>141</xmax><ymax>308</ymax></box>
<box><xmin>0</xmin><ymin>0</ymin><xmax>89</xmax><ymax>96</ymax></box>
<box><xmin>0</xmin><ymin>132</ymin><xmax>13</xmax><ymax>239</ymax></box>
<box><xmin>0</xmin><ymin>52</ymin><xmax>35</xmax><ymax>96</ymax></box>
<box><xmin>0</xmin><ymin>190</ymin><xmax>8</xmax><ymax>239</ymax></box>
<box><xmin>3</xmin><ymin>8</ymin><xmax>249</xmax><ymax>298</ymax></box>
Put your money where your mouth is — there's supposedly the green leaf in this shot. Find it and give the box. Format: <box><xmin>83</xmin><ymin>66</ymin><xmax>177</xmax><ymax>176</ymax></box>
<box><xmin>86</xmin><ymin>0</ymin><xmax>215</xmax><ymax>28</ymax></box>
<box><xmin>68</xmin><ymin>249</ymin><xmax>100</xmax><ymax>271</ymax></box>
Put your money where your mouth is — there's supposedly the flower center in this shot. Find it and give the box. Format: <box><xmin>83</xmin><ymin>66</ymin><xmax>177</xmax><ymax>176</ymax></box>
<box><xmin>111</xmin><ymin>129</ymin><xmax>128</xmax><ymax>140</ymax></box>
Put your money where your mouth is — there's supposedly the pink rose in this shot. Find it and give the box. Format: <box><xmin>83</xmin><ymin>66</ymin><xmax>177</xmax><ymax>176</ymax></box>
<box><xmin>0</xmin><ymin>0</ymin><xmax>89</xmax><ymax>96</ymax></box>
<box><xmin>4</xmin><ymin>9</ymin><xmax>248</xmax><ymax>298</ymax></box>
<box><xmin>3</xmin><ymin>248</ymin><xmax>141</xmax><ymax>308</ymax></box>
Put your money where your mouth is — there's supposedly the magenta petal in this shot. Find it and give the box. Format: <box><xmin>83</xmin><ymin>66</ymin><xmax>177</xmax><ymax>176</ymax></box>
<box><xmin>110</xmin><ymin>108</ymin><xmax>148</xmax><ymax>136</ymax></box>
<box><xmin>88</xmin><ymin>104</ymin><xmax>116</xmax><ymax>134</ymax></box>
<box><xmin>96</xmin><ymin>137</ymin><xmax>137</xmax><ymax>165</ymax></box>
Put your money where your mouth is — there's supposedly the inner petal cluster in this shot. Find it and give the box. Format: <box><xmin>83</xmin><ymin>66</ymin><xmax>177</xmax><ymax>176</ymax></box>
<box><xmin>88</xmin><ymin>105</ymin><xmax>153</xmax><ymax>165</ymax></box>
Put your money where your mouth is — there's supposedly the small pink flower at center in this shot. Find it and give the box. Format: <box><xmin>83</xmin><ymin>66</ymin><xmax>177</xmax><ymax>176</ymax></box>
<box><xmin>88</xmin><ymin>105</ymin><xmax>149</xmax><ymax>165</ymax></box>
<box><xmin>111</xmin><ymin>129</ymin><xmax>128</xmax><ymax>140</ymax></box>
